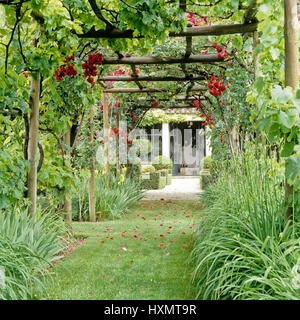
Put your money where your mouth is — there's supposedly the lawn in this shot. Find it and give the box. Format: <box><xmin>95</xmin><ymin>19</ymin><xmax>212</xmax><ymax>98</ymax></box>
<box><xmin>39</xmin><ymin>200</ymin><xmax>202</xmax><ymax>300</ymax></box>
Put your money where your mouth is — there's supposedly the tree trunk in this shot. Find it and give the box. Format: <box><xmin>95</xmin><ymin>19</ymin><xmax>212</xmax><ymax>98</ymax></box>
<box><xmin>89</xmin><ymin>104</ymin><xmax>96</xmax><ymax>222</ymax></box>
<box><xmin>284</xmin><ymin>0</ymin><xmax>299</xmax><ymax>221</ymax></box>
<box><xmin>27</xmin><ymin>72</ymin><xmax>40</xmax><ymax>217</ymax></box>
<box><xmin>64</xmin><ymin>123</ymin><xmax>72</xmax><ymax>228</ymax></box>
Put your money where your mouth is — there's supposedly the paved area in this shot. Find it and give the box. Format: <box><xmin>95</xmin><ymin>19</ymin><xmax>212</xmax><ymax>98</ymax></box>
<box><xmin>142</xmin><ymin>177</ymin><xmax>202</xmax><ymax>200</ymax></box>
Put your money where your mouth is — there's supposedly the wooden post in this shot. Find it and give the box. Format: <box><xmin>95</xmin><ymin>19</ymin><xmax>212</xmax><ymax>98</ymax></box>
<box><xmin>64</xmin><ymin>123</ymin><xmax>72</xmax><ymax>228</ymax></box>
<box><xmin>103</xmin><ymin>93</ymin><xmax>110</xmax><ymax>188</ymax></box>
<box><xmin>116</xmin><ymin>108</ymin><xmax>121</xmax><ymax>173</ymax></box>
<box><xmin>285</xmin><ymin>0</ymin><xmax>299</xmax><ymax>89</ymax></box>
<box><xmin>89</xmin><ymin>104</ymin><xmax>96</xmax><ymax>222</ymax></box>
<box><xmin>27</xmin><ymin>72</ymin><xmax>40</xmax><ymax>217</ymax></box>
<box><xmin>253</xmin><ymin>30</ymin><xmax>267</xmax><ymax>153</ymax></box>
<box><xmin>284</xmin><ymin>0</ymin><xmax>299</xmax><ymax>221</ymax></box>
<box><xmin>253</xmin><ymin>31</ymin><xmax>260</xmax><ymax>79</ymax></box>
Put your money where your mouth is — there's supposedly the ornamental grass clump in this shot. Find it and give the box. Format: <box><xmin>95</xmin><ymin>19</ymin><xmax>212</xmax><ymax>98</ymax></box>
<box><xmin>73</xmin><ymin>172</ymin><xmax>144</xmax><ymax>221</ymax></box>
<box><xmin>0</xmin><ymin>209</ymin><xmax>64</xmax><ymax>300</ymax></box>
<box><xmin>191</xmin><ymin>150</ymin><xmax>300</xmax><ymax>300</ymax></box>
<box><xmin>94</xmin><ymin>173</ymin><xmax>144</xmax><ymax>219</ymax></box>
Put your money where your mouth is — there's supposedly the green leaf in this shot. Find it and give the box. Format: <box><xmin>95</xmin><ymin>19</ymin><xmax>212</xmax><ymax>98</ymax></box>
<box><xmin>254</xmin><ymin>77</ymin><xmax>265</xmax><ymax>94</ymax></box>
<box><xmin>278</xmin><ymin>111</ymin><xmax>293</xmax><ymax>129</ymax></box>
<box><xmin>286</xmin><ymin>156</ymin><xmax>300</xmax><ymax>183</ymax></box>
<box><xmin>281</xmin><ymin>142</ymin><xmax>295</xmax><ymax>157</ymax></box>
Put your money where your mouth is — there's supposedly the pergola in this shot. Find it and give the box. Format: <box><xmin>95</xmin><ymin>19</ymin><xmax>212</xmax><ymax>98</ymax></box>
<box><xmin>73</xmin><ymin>0</ymin><xmax>259</xmax><ymax>221</ymax></box>
<box><xmin>25</xmin><ymin>0</ymin><xmax>298</xmax><ymax>222</ymax></box>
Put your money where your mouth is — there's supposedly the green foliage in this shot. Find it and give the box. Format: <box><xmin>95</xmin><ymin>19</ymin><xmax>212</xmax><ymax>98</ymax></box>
<box><xmin>201</xmin><ymin>155</ymin><xmax>212</xmax><ymax>169</ymax></box>
<box><xmin>199</xmin><ymin>170</ymin><xmax>212</xmax><ymax>190</ymax></box>
<box><xmin>0</xmin><ymin>235</ymin><xmax>46</xmax><ymax>300</ymax></box>
<box><xmin>0</xmin><ymin>209</ymin><xmax>63</xmax><ymax>263</ymax></box>
<box><xmin>127</xmin><ymin>160</ymin><xmax>142</xmax><ymax>181</ymax></box>
<box><xmin>140</xmin><ymin>109</ymin><xmax>189</xmax><ymax>126</ymax></box>
<box><xmin>0</xmin><ymin>208</ymin><xmax>64</xmax><ymax>299</ymax></box>
<box><xmin>141</xmin><ymin>171</ymin><xmax>166</xmax><ymax>190</ymax></box>
<box><xmin>246</xmin><ymin>0</ymin><xmax>300</xmax><ymax>215</ymax></box>
<box><xmin>132</xmin><ymin>138</ymin><xmax>152</xmax><ymax>156</ymax></box>
<box><xmin>158</xmin><ymin>169</ymin><xmax>168</xmax><ymax>177</ymax></box>
<box><xmin>94</xmin><ymin>174</ymin><xmax>144</xmax><ymax>219</ymax></box>
<box><xmin>152</xmin><ymin>155</ymin><xmax>172</xmax><ymax>170</ymax></box>
<box><xmin>141</xmin><ymin>164</ymin><xmax>155</xmax><ymax>174</ymax></box>
<box><xmin>38</xmin><ymin>137</ymin><xmax>75</xmax><ymax>202</ymax></box>
<box><xmin>166</xmin><ymin>173</ymin><xmax>172</xmax><ymax>185</ymax></box>
<box><xmin>191</xmin><ymin>150</ymin><xmax>300</xmax><ymax>300</ymax></box>
<box><xmin>72</xmin><ymin>172</ymin><xmax>144</xmax><ymax>220</ymax></box>
<box><xmin>0</xmin><ymin>149</ymin><xmax>28</xmax><ymax>210</ymax></box>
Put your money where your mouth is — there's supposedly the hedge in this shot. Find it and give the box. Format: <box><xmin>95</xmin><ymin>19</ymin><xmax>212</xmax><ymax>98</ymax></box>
<box><xmin>141</xmin><ymin>171</ymin><xmax>167</xmax><ymax>190</ymax></box>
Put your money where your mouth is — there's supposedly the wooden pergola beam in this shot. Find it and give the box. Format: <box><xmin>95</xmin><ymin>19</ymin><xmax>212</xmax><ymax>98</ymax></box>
<box><xmin>102</xmin><ymin>54</ymin><xmax>223</xmax><ymax>65</ymax></box>
<box><xmin>131</xmin><ymin>96</ymin><xmax>206</xmax><ymax>102</ymax></box>
<box><xmin>99</xmin><ymin>75</ymin><xmax>207</xmax><ymax>82</ymax></box>
<box><xmin>133</xmin><ymin>104</ymin><xmax>199</xmax><ymax>109</ymax></box>
<box><xmin>103</xmin><ymin>85</ymin><xmax>207</xmax><ymax>93</ymax></box>
<box><xmin>77</xmin><ymin>23</ymin><xmax>258</xmax><ymax>39</ymax></box>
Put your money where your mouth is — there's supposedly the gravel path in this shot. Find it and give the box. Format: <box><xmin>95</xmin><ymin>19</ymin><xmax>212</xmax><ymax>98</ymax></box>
<box><xmin>142</xmin><ymin>177</ymin><xmax>202</xmax><ymax>200</ymax></box>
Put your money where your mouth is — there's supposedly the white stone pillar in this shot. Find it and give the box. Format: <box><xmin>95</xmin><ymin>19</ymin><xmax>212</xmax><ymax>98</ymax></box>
<box><xmin>162</xmin><ymin>122</ymin><xmax>170</xmax><ymax>157</ymax></box>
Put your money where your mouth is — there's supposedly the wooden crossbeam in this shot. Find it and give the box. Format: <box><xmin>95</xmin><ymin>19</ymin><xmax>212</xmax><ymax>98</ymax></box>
<box><xmin>133</xmin><ymin>103</ymin><xmax>198</xmax><ymax>109</ymax></box>
<box><xmin>102</xmin><ymin>54</ymin><xmax>223</xmax><ymax>65</ymax></box>
<box><xmin>99</xmin><ymin>75</ymin><xmax>206</xmax><ymax>81</ymax></box>
<box><xmin>131</xmin><ymin>96</ymin><xmax>206</xmax><ymax>102</ymax></box>
<box><xmin>103</xmin><ymin>85</ymin><xmax>207</xmax><ymax>93</ymax></box>
<box><xmin>77</xmin><ymin>23</ymin><xmax>258</xmax><ymax>39</ymax></box>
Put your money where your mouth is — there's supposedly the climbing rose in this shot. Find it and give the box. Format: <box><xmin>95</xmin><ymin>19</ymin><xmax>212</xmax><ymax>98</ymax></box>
<box><xmin>152</xmin><ymin>101</ymin><xmax>159</xmax><ymax>108</ymax></box>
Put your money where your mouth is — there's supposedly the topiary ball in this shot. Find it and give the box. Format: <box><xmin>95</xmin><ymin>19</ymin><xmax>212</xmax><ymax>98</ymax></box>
<box><xmin>141</xmin><ymin>165</ymin><xmax>155</xmax><ymax>174</ymax></box>
<box><xmin>201</xmin><ymin>155</ymin><xmax>212</xmax><ymax>169</ymax></box>
<box><xmin>132</xmin><ymin>139</ymin><xmax>152</xmax><ymax>156</ymax></box>
<box><xmin>152</xmin><ymin>155</ymin><xmax>173</xmax><ymax>170</ymax></box>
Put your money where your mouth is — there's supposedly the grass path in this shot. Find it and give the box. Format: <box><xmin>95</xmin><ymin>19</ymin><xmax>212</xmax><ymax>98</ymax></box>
<box><xmin>41</xmin><ymin>200</ymin><xmax>202</xmax><ymax>300</ymax></box>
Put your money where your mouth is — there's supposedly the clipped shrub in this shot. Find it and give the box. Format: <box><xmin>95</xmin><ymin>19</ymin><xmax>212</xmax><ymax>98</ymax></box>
<box><xmin>141</xmin><ymin>171</ymin><xmax>166</xmax><ymax>190</ymax></box>
<box><xmin>152</xmin><ymin>155</ymin><xmax>173</xmax><ymax>170</ymax></box>
<box><xmin>158</xmin><ymin>169</ymin><xmax>168</xmax><ymax>177</ymax></box>
<box><xmin>201</xmin><ymin>155</ymin><xmax>221</xmax><ymax>181</ymax></box>
<box><xmin>199</xmin><ymin>170</ymin><xmax>212</xmax><ymax>189</ymax></box>
<box><xmin>167</xmin><ymin>174</ymin><xmax>172</xmax><ymax>185</ymax></box>
<box><xmin>141</xmin><ymin>165</ymin><xmax>155</xmax><ymax>174</ymax></box>
<box><xmin>127</xmin><ymin>158</ymin><xmax>142</xmax><ymax>182</ymax></box>
<box><xmin>201</xmin><ymin>155</ymin><xmax>212</xmax><ymax>169</ymax></box>
<box><xmin>132</xmin><ymin>139</ymin><xmax>152</xmax><ymax>156</ymax></box>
